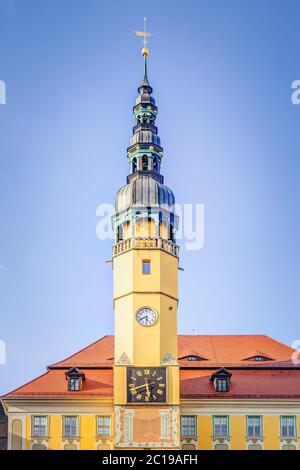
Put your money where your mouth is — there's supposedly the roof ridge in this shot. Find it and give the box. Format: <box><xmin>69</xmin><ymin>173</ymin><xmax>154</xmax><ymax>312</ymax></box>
<box><xmin>178</xmin><ymin>334</ymin><xmax>269</xmax><ymax>337</ymax></box>
<box><xmin>47</xmin><ymin>335</ymin><xmax>112</xmax><ymax>369</ymax></box>
<box><xmin>264</xmin><ymin>335</ymin><xmax>294</xmax><ymax>352</ymax></box>
<box><xmin>1</xmin><ymin>370</ymin><xmax>51</xmax><ymax>399</ymax></box>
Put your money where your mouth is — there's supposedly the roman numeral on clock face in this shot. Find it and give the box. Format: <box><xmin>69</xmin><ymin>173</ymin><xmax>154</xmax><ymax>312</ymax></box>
<box><xmin>126</xmin><ymin>367</ymin><xmax>167</xmax><ymax>403</ymax></box>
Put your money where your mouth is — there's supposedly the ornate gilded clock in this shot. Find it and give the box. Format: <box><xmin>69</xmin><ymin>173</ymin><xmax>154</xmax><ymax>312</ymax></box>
<box><xmin>127</xmin><ymin>367</ymin><xmax>167</xmax><ymax>403</ymax></box>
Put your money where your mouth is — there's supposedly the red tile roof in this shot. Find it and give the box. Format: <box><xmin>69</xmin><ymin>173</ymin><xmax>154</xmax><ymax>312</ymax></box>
<box><xmin>3</xmin><ymin>335</ymin><xmax>299</xmax><ymax>400</ymax></box>
<box><xmin>3</xmin><ymin>369</ymin><xmax>113</xmax><ymax>398</ymax></box>
<box><xmin>180</xmin><ymin>369</ymin><xmax>300</xmax><ymax>399</ymax></box>
<box><xmin>48</xmin><ymin>335</ymin><xmax>294</xmax><ymax>369</ymax></box>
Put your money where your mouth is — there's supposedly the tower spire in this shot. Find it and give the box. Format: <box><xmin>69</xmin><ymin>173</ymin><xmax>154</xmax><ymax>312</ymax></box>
<box><xmin>134</xmin><ymin>17</ymin><xmax>152</xmax><ymax>85</ymax></box>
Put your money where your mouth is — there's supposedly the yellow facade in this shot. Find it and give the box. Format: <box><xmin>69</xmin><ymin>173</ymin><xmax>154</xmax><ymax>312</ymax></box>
<box><xmin>198</xmin><ymin>416</ymin><xmax>212</xmax><ymax>450</ymax></box>
<box><xmin>230</xmin><ymin>416</ymin><xmax>245</xmax><ymax>450</ymax></box>
<box><xmin>8</xmin><ymin>411</ymin><xmax>297</xmax><ymax>450</ymax></box>
<box><xmin>49</xmin><ymin>416</ymin><xmax>62</xmax><ymax>450</ymax></box>
<box><xmin>264</xmin><ymin>416</ymin><xmax>280</xmax><ymax>450</ymax></box>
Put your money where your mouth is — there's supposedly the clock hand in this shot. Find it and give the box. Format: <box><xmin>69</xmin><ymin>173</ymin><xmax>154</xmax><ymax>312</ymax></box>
<box><xmin>139</xmin><ymin>315</ymin><xmax>149</xmax><ymax>321</ymax></box>
<box><xmin>130</xmin><ymin>381</ymin><xmax>155</xmax><ymax>391</ymax></box>
<box><xmin>145</xmin><ymin>378</ymin><xmax>151</xmax><ymax>396</ymax></box>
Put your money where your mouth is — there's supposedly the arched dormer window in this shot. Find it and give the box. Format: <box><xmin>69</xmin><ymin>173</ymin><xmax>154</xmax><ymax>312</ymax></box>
<box><xmin>179</xmin><ymin>355</ymin><xmax>207</xmax><ymax>362</ymax></box>
<box><xmin>243</xmin><ymin>355</ymin><xmax>273</xmax><ymax>362</ymax></box>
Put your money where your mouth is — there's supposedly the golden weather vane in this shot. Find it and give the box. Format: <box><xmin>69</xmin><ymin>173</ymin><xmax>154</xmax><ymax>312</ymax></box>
<box><xmin>134</xmin><ymin>17</ymin><xmax>152</xmax><ymax>56</ymax></box>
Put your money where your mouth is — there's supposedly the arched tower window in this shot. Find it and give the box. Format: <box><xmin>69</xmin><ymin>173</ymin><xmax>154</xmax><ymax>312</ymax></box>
<box><xmin>153</xmin><ymin>157</ymin><xmax>158</xmax><ymax>172</ymax></box>
<box><xmin>170</xmin><ymin>224</ymin><xmax>175</xmax><ymax>243</ymax></box>
<box><xmin>131</xmin><ymin>158</ymin><xmax>137</xmax><ymax>173</ymax></box>
<box><xmin>142</xmin><ymin>155</ymin><xmax>148</xmax><ymax>171</ymax></box>
<box><xmin>117</xmin><ymin>224</ymin><xmax>124</xmax><ymax>243</ymax></box>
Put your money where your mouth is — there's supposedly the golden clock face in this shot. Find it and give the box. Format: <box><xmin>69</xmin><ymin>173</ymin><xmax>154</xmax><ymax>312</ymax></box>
<box><xmin>127</xmin><ymin>367</ymin><xmax>167</xmax><ymax>403</ymax></box>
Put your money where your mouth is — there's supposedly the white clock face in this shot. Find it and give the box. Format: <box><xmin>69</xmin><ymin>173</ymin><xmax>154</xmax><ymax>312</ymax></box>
<box><xmin>136</xmin><ymin>307</ymin><xmax>158</xmax><ymax>326</ymax></box>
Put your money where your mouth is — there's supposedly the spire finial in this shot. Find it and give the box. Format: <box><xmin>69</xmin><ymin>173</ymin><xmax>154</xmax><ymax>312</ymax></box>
<box><xmin>134</xmin><ymin>18</ymin><xmax>152</xmax><ymax>85</ymax></box>
<box><xmin>134</xmin><ymin>17</ymin><xmax>152</xmax><ymax>57</ymax></box>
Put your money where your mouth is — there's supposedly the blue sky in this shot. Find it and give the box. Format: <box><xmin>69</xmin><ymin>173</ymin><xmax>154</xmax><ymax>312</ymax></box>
<box><xmin>0</xmin><ymin>0</ymin><xmax>299</xmax><ymax>394</ymax></box>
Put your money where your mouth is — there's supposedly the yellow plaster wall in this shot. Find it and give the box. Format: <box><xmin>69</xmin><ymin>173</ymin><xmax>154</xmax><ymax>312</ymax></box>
<box><xmin>159</xmin><ymin>251</ymin><xmax>178</xmax><ymax>300</ymax></box>
<box><xmin>114</xmin><ymin>295</ymin><xmax>134</xmax><ymax>362</ymax></box>
<box><xmin>198</xmin><ymin>416</ymin><xmax>212</xmax><ymax>450</ymax></box>
<box><xmin>160</xmin><ymin>221</ymin><xmax>169</xmax><ymax>240</ymax></box>
<box><xmin>135</xmin><ymin>219</ymin><xmax>157</xmax><ymax>238</ymax></box>
<box><xmin>167</xmin><ymin>366</ymin><xmax>180</xmax><ymax>404</ymax></box>
<box><xmin>264</xmin><ymin>416</ymin><xmax>280</xmax><ymax>450</ymax></box>
<box><xmin>159</xmin><ymin>295</ymin><xmax>178</xmax><ymax>362</ymax></box>
<box><xmin>114</xmin><ymin>366</ymin><xmax>127</xmax><ymax>404</ymax></box>
<box><xmin>230</xmin><ymin>416</ymin><xmax>245</xmax><ymax>450</ymax></box>
<box><xmin>80</xmin><ymin>415</ymin><xmax>95</xmax><ymax>450</ymax></box>
<box><xmin>113</xmin><ymin>250</ymin><xmax>134</xmax><ymax>300</ymax></box>
<box><xmin>26</xmin><ymin>415</ymin><xmax>30</xmax><ymax>450</ymax></box>
<box><xmin>113</xmin><ymin>249</ymin><xmax>178</xmax><ymax>301</ymax></box>
<box><xmin>49</xmin><ymin>416</ymin><xmax>62</xmax><ymax>450</ymax></box>
<box><xmin>114</xmin><ymin>249</ymin><xmax>178</xmax><ymax>366</ymax></box>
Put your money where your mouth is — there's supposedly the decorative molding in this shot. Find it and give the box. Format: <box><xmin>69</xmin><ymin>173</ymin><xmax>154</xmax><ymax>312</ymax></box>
<box><xmin>280</xmin><ymin>438</ymin><xmax>298</xmax><ymax>450</ymax></box>
<box><xmin>160</xmin><ymin>410</ymin><xmax>170</xmax><ymax>439</ymax></box>
<box><xmin>115</xmin><ymin>352</ymin><xmax>131</xmax><ymax>365</ymax></box>
<box><xmin>180</xmin><ymin>437</ymin><xmax>198</xmax><ymax>450</ymax></box>
<box><xmin>114</xmin><ymin>290</ymin><xmax>178</xmax><ymax>303</ymax></box>
<box><xmin>61</xmin><ymin>437</ymin><xmax>80</xmax><ymax>450</ymax></box>
<box><xmin>161</xmin><ymin>352</ymin><xmax>177</xmax><ymax>365</ymax></box>
<box><xmin>30</xmin><ymin>437</ymin><xmax>49</xmax><ymax>450</ymax></box>
<box><xmin>114</xmin><ymin>405</ymin><xmax>180</xmax><ymax>448</ymax></box>
<box><xmin>246</xmin><ymin>437</ymin><xmax>264</xmax><ymax>450</ymax></box>
<box><xmin>124</xmin><ymin>411</ymin><xmax>134</xmax><ymax>443</ymax></box>
<box><xmin>212</xmin><ymin>437</ymin><xmax>230</xmax><ymax>450</ymax></box>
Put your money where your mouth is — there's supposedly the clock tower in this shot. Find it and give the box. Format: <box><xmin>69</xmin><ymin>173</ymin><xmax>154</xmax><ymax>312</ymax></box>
<box><xmin>112</xmin><ymin>29</ymin><xmax>180</xmax><ymax>448</ymax></box>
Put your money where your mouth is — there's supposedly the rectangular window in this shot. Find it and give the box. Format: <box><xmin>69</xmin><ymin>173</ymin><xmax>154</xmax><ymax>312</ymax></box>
<box><xmin>216</xmin><ymin>378</ymin><xmax>228</xmax><ymax>392</ymax></box>
<box><xmin>180</xmin><ymin>416</ymin><xmax>196</xmax><ymax>437</ymax></box>
<box><xmin>142</xmin><ymin>260</ymin><xmax>151</xmax><ymax>275</ymax></box>
<box><xmin>32</xmin><ymin>416</ymin><xmax>47</xmax><ymax>437</ymax></box>
<box><xmin>63</xmin><ymin>416</ymin><xmax>78</xmax><ymax>437</ymax></box>
<box><xmin>97</xmin><ymin>416</ymin><xmax>111</xmax><ymax>437</ymax></box>
<box><xmin>69</xmin><ymin>378</ymin><xmax>80</xmax><ymax>391</ymax></box>
<box><xmin>213</xmin><ymin>416</ymin><xmax>229</xmax><ymax>437</ymax></box>
<box><xmin>247</xmin><ymin>416</ymin><xmax>262</xmax><ymax>438</ymax></box>
<box><xmin>281</xmin><ymin>416</ymin><xmax>296</xmax><ymax>438</ymax></box>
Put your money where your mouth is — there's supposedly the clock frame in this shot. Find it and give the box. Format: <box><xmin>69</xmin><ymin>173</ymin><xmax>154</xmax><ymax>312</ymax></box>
<box><xmin>135</xmin><ymin>307</ymin><xmax>158</xmax><ymax>327</ymax></box>
<box><xmin>127</xmin><ymin>367</ymin><xmax>167</xmax><ymax>403</ymax></box>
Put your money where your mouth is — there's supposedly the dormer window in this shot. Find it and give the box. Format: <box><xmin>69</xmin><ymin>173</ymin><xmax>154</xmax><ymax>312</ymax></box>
<box><xmin>210</xmin><ymin>368</ymin><xmax>232</xmax><ymax>393</ymax></box>
<box><xmin>187</xmin><ymin>355</ymin><xmax>203</xmax><ymax>361</ymax></box>
<box><xmin>216</xmin><ymin>378</ymin><xmax>228</xmax><ymax>392</ymax></box>
<box><xmin>179</xmin><ymin>355</ymin><xmax>207</xmax><ymax>362</ymax></box>
<box><xmin>65</xmin><ymin>368</ymin><xmax>85</xmax><ymax>392</ymax></box>
<box><xmin>69</xmin><ymin>378</ymin><xmax>80</xmax><ymax>391</ymax></box>
<box><xmin>244</xmin><ymin>355</ymin><xmax>273</xmax><ymax>362</ymax></box>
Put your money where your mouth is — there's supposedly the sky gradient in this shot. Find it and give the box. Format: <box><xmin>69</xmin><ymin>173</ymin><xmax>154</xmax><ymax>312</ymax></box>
<box><xmin>0</xmin><ymin>0</ymin><xmax>300</xmax><ymax>394</ymax></box>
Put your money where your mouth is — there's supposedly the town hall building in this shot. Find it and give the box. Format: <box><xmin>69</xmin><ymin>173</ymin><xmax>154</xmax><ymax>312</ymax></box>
<box><xmin>2</xmin><ymin>33</ymin><xmax>300</xmax><ymax>451</ymax></box>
